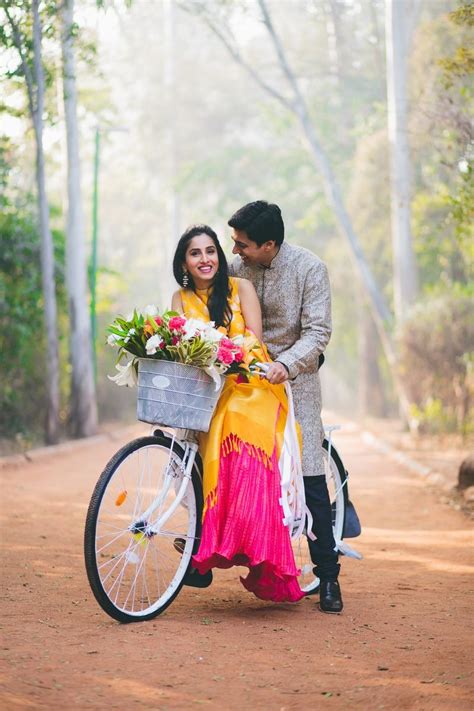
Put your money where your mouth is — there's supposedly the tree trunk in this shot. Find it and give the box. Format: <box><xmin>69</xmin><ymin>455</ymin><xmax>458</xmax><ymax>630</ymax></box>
<box><xmin>257</xmin><ymin>0</ymin><xmax>412</xmax><ymax>421</ymax></box>
<box><xmin>385</xmin><ymin>0</ymin><xmax>419</xmax><ymax>323</ymax></box>
<box><xmin>189</xmin><ymin>0</ymin><xmax>415</xmax><ymax>424</ymax></box>
<box><xmin>32</xmin><ymin>0</ymin><xmax>60</xmax><ymax>443</ymax></box>
<box><xmin>325</xmin><ymin>0</ymin><xmax>342</xmax><ymax>89</ymax></box>
<box><xmin>61</xmin><ymin>0</ymin><xmax>98</xmax><ymax>437</ymax></box>
<box><xmin>163</xmin><ymin>0</ymin><xmax>181</xmax><ymax>307</ymax></box>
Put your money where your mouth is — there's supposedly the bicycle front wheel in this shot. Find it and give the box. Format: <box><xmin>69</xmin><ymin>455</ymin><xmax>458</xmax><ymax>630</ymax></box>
<box><xmin>84</xmin><ymin>433</ymin><xmax>203</xmax><ymax>623</ymax></box>
<box><xmin>294</xmin><ymin>440</ymin><xmax>348</xmax><ymax>594</ymax></box>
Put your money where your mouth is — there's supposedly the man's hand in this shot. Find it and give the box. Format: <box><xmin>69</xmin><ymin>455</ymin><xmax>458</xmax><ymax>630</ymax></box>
<box><xmin>265</xmin><ymin>362</ymin><xmax>289</xmax><ymax>384</ymax></box>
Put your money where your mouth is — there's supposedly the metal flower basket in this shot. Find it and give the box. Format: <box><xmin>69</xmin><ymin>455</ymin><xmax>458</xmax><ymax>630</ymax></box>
<box><xmin>137</xmin><ymin>358</ymin><xmax>224</xmax><ymax>432</ymax></box>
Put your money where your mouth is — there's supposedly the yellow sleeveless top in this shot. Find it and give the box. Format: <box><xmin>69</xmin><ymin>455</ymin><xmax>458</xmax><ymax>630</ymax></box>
<box><xmin>179</xmin><ymin>277</ymin><xmax>289</xmax><ymax>513</ymax></box>
<box><xmin>180</xmin><ymin>276</ymin><xmax>245</xmax><ymax>338</ymax></box>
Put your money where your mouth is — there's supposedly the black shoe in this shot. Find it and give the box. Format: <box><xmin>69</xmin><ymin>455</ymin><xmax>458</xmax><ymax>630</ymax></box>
<box><xmin>183</xmin><ymin>568</ymin><xmax>213</xmax><ymax>588</ymax></box>
<box><xmin>319</xmin><ymin>580</ymin><xmax>343</xmax><ymax>613</ymax></box>
<box><xmin>174</xmin><ymin>538</ymin><xmax>213</xmax><ymax>588</ymax></box>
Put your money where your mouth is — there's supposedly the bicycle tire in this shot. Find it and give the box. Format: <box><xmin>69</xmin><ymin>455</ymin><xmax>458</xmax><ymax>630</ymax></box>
<box><xmin>84</xmin><ymin>433</ymin><xmax>203</xmax><ymax>623</ymax></box>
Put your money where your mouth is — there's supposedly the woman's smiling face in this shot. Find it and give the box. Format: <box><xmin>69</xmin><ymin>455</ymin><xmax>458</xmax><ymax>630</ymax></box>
<box><xmin>184</xmin><ymin>234</ymin><xmax>219</xmax><ymax>288</ymax></box>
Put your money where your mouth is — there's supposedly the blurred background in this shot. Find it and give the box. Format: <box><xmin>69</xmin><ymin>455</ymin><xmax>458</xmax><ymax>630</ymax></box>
<box><xmin>1</xmin><ymin>0</ymin><xmax>472</xmax><ymax>452</ymax></box>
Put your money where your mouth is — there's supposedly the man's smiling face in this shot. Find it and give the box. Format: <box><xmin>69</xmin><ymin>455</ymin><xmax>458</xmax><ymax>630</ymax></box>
<box><xmin>231</xmin><ymin>229</ymin><xmax>276</xmax><ymax>267</ymax></box>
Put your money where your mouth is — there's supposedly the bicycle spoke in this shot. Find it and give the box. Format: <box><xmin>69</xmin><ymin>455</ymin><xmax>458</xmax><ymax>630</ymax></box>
<box><xmin>85</xmin><ymin>438</ymin><xmax>200</xmax><ymax>621</ymax></box>
<box><xmin>96</xmin><ymin>529</ymin><xmax>130</xmax><ymax>554</ymax></box>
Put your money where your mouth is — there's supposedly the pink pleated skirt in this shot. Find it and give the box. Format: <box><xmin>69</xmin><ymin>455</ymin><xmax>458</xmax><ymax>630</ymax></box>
<box><xmin>192</xmin><ymin>444</ymin><xmax>304</xmax><ymax>603</ymax></box>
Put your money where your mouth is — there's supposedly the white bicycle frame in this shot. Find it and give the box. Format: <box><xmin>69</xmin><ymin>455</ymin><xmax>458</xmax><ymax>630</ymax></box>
<box><xmin>131</xmin><ymin>364</ymin><xmax>361</xmax><ymax>561</ymax></box>
<box><xmin>135</xmin><ymin>435</ymin><xmax>199</xmax><ymax>538</ymax></box>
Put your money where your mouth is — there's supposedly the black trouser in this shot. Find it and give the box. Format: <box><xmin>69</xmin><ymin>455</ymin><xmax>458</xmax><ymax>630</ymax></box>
<box><xmin>304</xmin><ymin>475</ymin><xmax>340</xmax><ymax>582</ymax></box>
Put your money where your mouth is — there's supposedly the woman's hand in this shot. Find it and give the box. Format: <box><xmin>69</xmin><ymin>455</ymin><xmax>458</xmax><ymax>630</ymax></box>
<box><xmin>265</xmin><ymin>362</ymin><xmax>289</xmax><ymax>384</ymax></box>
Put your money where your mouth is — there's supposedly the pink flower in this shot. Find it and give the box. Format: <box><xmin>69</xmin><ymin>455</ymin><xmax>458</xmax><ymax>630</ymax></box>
<box><xmin>233</xmin><ymin>347</ymin><xmax>244</xmax><ymax>363</ymax></box>
<box><xmin>220</xmin><ymin>337</ymin><xmax>235</xmax><ymax>349</ymax></box>
<box><xmin>217</xmin><ymin>346</ymin><xmax>234</xmax><ymax>365</ymax></box>
<box><xmin>171</xmin><ymin>335</ymin><xmax>180</xmax><ymax>345</ymax></box>
<box><xmin>159</xmin><ymin>341</ymin><xmax>166</xmax><ymax>350</ymax></box>
<box><xmin>155</xmin><ymin>316</ymin><xmax>163</xmax><ymax>326</ymax></box>
<box><xmin>169</xmin><ymin>316</ymin><xmax>186</xmax><ymax>331</ymax></box>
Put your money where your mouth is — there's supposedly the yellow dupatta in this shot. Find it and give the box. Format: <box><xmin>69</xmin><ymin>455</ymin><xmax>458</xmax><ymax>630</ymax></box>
<box><xmin>180</xmin><ymin>278</ymin><xmax>289</xmax><ymax>513</ymax></box>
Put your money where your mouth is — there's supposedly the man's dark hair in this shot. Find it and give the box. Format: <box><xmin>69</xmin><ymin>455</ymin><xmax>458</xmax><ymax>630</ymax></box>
<box><xmin>228</xmin><ymin>200</ymin><xmax>284</xmax><ymax>246</ymax></box>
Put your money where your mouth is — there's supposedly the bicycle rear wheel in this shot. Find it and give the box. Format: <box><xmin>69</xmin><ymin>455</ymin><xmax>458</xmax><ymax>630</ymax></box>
<box><xmin>294</xmin><ymin>439</ymin><xmax>348</xmax><ymax>594</ymax></box>
<box><xmin>84</xmin><ymin>433</ymin><xmax>203</xmax><ymax>623</ymax></box>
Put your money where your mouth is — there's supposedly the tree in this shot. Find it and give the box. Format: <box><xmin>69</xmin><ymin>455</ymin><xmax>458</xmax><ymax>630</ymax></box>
<box><xmin>182</xmin><ymin>0</ymin><xmax>413</xmax><ymax>422</ymax></box>
<box><xmin>0</xmin><ymin>139</ymin><xmax>68</xmax><ymax>442</ymax></box>
<box><xmin>385</xmin><ymin>0</ymin><xmax>419</xmax><ymax>323</ymax></box>
<box><xmin>162</xmin><ymin>0</ymin><xmax>181</xmax><ymax>305</ymax></box>
<box><xmin>348</xmin><ymin>129</ymin><xmax>395</xmax><ymax>417</ymax></box>
<box><xmin>61</xmin><ymin>0</ymin><xmax>98</xmax><ymax>437</ymax></box>
<box><xmin>2</xmin><ymin>0</ymin><xmax>61</xmax><ymax>443</ymax></box>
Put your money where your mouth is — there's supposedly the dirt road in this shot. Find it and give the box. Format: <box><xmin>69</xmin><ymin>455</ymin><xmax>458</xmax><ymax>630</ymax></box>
<box><xmin>1</xmin><ymin>422</ymin><xmax>473</xmax><ymax>710</ymax></box>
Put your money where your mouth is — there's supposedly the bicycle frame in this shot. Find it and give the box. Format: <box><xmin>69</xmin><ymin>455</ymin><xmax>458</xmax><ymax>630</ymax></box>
<box><xmin>131</xmin><ymin>424</ymin><xmax>348</xmax><ymax>544</ymax></box>
<box><xmin>131</xmin><ymin>434</ymin><xmax>198</xmax><ymax>538</ymax></box>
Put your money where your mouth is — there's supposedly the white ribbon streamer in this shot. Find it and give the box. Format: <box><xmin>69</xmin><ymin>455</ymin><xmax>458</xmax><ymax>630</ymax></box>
<box><xmin>278</xmin><ymin>381</ymin><xmax>315</xmax><ymax>541</ymax></box>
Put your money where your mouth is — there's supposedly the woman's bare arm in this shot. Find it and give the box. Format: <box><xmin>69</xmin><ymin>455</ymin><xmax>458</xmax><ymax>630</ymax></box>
<box><xmin>171</xmin><ymin>290</ymin><xmax>183</xmax><ymax>313</ymax></box>
<box><xmin>238</xmin><ymin>278</ymin><xmax>263</xmax><ymax>342</ymax></box>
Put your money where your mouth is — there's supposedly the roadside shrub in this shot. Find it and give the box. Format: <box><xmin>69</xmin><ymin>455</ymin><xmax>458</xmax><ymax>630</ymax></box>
<box><xmin>398</xmin><ymin>294</ymin><xmax>473</xmax><ymax>434</ymax></box>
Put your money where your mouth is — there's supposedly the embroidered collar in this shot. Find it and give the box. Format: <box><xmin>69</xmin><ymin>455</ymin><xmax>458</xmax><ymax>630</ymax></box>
<box><xmin>257</xmin><ymin>241</ymin><xmax>289</xmax><ymax>270</ymax></box>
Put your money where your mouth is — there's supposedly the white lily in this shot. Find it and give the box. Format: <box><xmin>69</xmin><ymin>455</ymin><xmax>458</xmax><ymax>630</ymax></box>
<box><xmin>204</xmin><ymin>364</ymin><xmax>223</xmax><ymax>391</ymax></box>
<box><xmin>203</xmin><ymin>325</ymin><xmax>224</xmax><ymax>343</ymax></box>
<box><xmin>107</xmin><ymin>333</ymin><xmax>121</xmax><ymax>346</ymax></box>
<box><xmin>182</xmin><ymin>318</ymin><xmax>207</xmax><ymax>340</ymax></box>
<box><xmin>146</xmin><ymin>334</ymin><xmax>164</xmax><ymax>355</ymax></box>
<box><xmin>124</xmin><ymin>327</ymin><xmax>136</xmax><ymax>344</ymax></box>
<box><xmin>108</xmin><ymin>360</ymin><xmax>137</xmax><ymax>387</ymax></box>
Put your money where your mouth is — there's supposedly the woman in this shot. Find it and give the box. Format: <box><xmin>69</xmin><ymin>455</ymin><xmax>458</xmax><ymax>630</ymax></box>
<box><xmin>171</xmin><ymin>224</ymin><xmax>304</xmax><ymax>603</ymax></box>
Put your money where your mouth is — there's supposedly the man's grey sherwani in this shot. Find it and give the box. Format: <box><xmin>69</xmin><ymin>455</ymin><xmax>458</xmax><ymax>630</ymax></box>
<box><xmin>230</xmin><ymin>241</ymin><xmax>332</xmax><ymax>477</ymax></box>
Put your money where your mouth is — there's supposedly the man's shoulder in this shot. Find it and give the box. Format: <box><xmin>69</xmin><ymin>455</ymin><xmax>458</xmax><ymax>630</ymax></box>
<box><xmin>283</xmin><ymin>242</ymin><xmax>326</xmax><ymax>270</ymax></box>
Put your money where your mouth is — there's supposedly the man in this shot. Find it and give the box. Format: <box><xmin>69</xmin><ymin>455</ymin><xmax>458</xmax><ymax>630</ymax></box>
<box><xmin>228</xmin><ymin>200</ymin><xmax>343</xmax><ymax>613</ymax></box>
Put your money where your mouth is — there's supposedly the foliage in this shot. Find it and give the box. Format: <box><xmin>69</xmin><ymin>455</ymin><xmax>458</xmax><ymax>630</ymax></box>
<box><xmin>0</xmin><ymin>142</ymin><xmax>68</xmax><ymax>442</ymax></box>
<box><xmin>1</xmin><ymin>0</ymin><xmax>473</xmax><ymax>439</ymax></box>
<box><xmin>107</xmin><ymin>308</ymin><xmax>256</xmax><ymax>387</ymax></box>
<box><xmin>398</xmin><ymin>294</ymin><xmax>473</xmax><ymax>434</ymax></box>
<box><xmin>393</xmin><ymin>0</ymin><xmax>473</xmax><ymax>430</ymax></box>
<box><xmin>410</xmin><ymin>2</ymin><xmax>473</xmax><ymax>299</ymax></box>
<box><xmin>438</xmin><ymin>1</ymin><xmax>474</xmax><ymax>87</ymax></box>
<box><xmin>448</xmin><ymin>2</ymin><xmax>474</xmax><ymax>26</ymax></box>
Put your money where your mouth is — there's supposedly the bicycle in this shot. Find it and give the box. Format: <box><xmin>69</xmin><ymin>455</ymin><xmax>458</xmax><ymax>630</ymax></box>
<box><xmin>84</xmin><ymin>420</ymin><xmax>353</xmax><ymax>623</ymax></box>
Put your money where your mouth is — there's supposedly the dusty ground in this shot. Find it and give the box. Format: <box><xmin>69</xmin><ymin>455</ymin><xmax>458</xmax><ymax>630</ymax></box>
<box><xmin>360</xmin><ymin>417</ymin><xmax>472</xmax><ymax>489</ymax></box>
<box><xmin>360</xmin><ymin>417</ymin><xmax>474</xmax><ymax>519</ymax></box>
<box><xmin>1</xmin><ymin>420</ymin><xmax>473</xmax><ymax>710</ymax></box>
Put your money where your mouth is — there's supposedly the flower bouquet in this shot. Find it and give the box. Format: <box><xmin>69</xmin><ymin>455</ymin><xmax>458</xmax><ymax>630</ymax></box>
<box><xmin>107</xmin><ymin>306</ymin><xmax>258</xmax><ymax>431</ymax></box>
